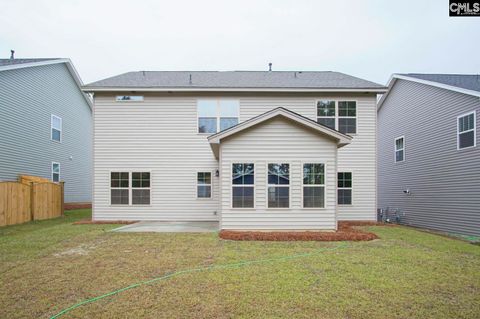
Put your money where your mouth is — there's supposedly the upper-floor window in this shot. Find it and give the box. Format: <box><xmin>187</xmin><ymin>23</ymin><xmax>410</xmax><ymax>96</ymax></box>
<box><xmin>51</xmin><ymin>162</ymin><xmax>60</xmax><ymax>182</ymax></box>
<box><xmin>116</xmin><ymin>95</ymin><xmax>144</xmax><ymax>102</ymax></box>
<box><xmin>267</xmin><ymin>163</ymin><xmax>290</xmax><ymax>208</ymax></box>
<box><xmin>232</xmin><ymin>163</ymin><xmax>254</xmax><ymax>208</ymax></box>
<box><xmin>316</xmin><ymin>100</ymin><xmax>357</xmax><ymax>134</ymax></box>
<box><xmin>457</xmin><ymin>111</ymin><xmax>476</xmax><ymax>149</ymax></box>
<box><xmin>51</xmin><ymin>115</ymin><xmax>62</xmax><ymax>142</ymax></box>
<box><xmin>395</xmin><ymin>136</ymin><xmax>405</xmax><ymax>162</ymax></box>
<box><xmin>198</xmin><ymin>99</ymin><xmax>239</xmax><ymax>133</ymax></box>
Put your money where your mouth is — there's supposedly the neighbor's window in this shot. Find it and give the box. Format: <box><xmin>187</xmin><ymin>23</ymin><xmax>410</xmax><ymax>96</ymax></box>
<box><xmin>197</xmin><ymin>172</ymin><xmax>212</xmax><ymax>198</ymax></box>
<box><xmin>338</xmin><ymin>172</ymin><xmax>352</xmax><ymax>205</ymax></box>
<box><xmin>338</xmin><ymin>101</ymin><xmax>356</xmax><ymax>134</ymax></box>
<box><xmin>267</xmin><ymin>163</ymin><xmax>290</xmax><ymax>208</ymax></box>
<box><xmin>132</xmin><ymin>172</ymin><xmax>150</xmax><ymax>205</ymax></box>
<box><xmin>232</xmin><ymin>163</ymin><xmax>254</xmax><ymax>208</ymax></box>
<box><xmin>303</xmin><ymin>163</ymin><xmax>325</xmax><ymax>208</ymax></box>
<box><xmin>111</xmin><ymin>172</ymin><xmax>129</xmax><ymax>205</ymax></box>
<box><xmin>198</xmin><ymin>99</ymin><xmax>239</xmax><ymax>133</ymax></box>
<box><xmin>317</xmin><ymin>100</ymin><xmax>336</xmax><ymax>129</ymax></box>
<box><xmin>116</xmin><ymin>95</ymin><xmax>144</xmax><ymax>102</ymax></box>
<box><xmin>51</xmin><ymin>162</ymin><xmax>60</xmax><ymax>182</ymax></box>
<box><xmin>457</xmin><ymin>111</ymin><xmax>476</xmax><ymax>149</ymax></box>
<box><xmin>395</xmin><ymin>136</ymin><xmax>405</xmax><ymax>162</ymax></box>
<box><xmin>51</xmin><ymin>115</ymin><xmax>62</xmax><ymax>142</ymax></box>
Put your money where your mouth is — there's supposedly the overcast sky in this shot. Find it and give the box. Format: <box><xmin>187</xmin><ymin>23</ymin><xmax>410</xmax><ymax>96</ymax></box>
<box><xmin>1</xmin><ymin>0</ymin><xmax>479</xmax><ymax>84</ymax></box>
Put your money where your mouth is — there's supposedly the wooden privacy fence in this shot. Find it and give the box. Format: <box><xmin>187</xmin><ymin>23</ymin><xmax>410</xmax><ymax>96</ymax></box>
<box><xmin>0</xmin><ymin>175</ymin><xmax>64</xmax><ymax>226</ymax></box>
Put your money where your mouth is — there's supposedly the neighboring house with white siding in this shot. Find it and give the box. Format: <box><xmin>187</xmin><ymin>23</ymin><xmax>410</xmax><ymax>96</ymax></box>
<box><xmin>0</xmin><ymin>56</ymin><xmax>92</xmax><ymax>203</ymax></box>
<box><xmin>83</xmin><ymin>71</ymin><xmax>386</xmax><ymax>230</ymax></box>
<box><xmin>377</xmin><ymin>74</ymin><xmax>480</xmax><ymax>237</ymax></box>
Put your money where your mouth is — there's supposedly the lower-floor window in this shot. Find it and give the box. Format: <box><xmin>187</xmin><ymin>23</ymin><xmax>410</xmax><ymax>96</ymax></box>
<box><xmin>111</xmin><ymin>171</ymin><xmax>150</xmax><ymax>205</ymax></box>
<box><xmin>51</xmin><ymin>162</ymin><xmax>60</xmax><ymax>182</ymax></box>
<box><xmin>232</xmin><ymin>163</ymin><xmax>254</xmax><ymax>208</ymax></box>
<box><xmin>197</xmin><ymin>172</ymin><xmax>212</xmax><ymax>198</ymax></box>
<box><xmin>303</xmin><ymin>163</ymin><xmax>325</xmax><ymax>208</ymax></box>
<box><xmin>267</xmin><ymin>163</ymin><xmax>290</xmax><ymax>208</ymax></box>
<box><xmin>337</xmin><ymin>172</ymin><xmax>352</xmax><ymax>205</ymax></box>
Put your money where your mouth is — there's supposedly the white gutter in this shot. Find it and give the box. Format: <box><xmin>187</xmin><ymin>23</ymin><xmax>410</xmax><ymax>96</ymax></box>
<box><xmin>82</xmin><ymin>87</ymin><xmax>387</xmax><ymax>93</ymax></box>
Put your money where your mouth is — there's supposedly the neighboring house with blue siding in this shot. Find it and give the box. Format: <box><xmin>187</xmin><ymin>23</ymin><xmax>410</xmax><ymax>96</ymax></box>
<box><xmin>377</xmin><ymin>74</ymin><xmax>480</xmax><ymax>237</ymax></box>
<box><xmin>0</xmin><ymin>57</ymin><xmax>92</xmax><ymax>203</ymax></box>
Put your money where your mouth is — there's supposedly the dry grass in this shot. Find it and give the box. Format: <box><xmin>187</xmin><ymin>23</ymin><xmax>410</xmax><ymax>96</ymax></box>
<box><xmin>1</xmin><ymin>209</ymin><xmax>479</xmax><ymax>319</ymax></box>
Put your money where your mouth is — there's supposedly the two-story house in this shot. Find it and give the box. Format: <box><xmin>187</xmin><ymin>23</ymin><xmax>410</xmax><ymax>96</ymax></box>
<box><xmin>377</xmin><ymin>74</ymin><xmax>480</xmax><ymax>237</ymax></box>
<box><xmin>0</xmin><ymin>56</ymin><xmax>93</xmax><ymax>203</ymax></box>
<box><xmin>83</xmin><ymin>71</ymin><xmax>386</xmax><ymax>230</ymax></box>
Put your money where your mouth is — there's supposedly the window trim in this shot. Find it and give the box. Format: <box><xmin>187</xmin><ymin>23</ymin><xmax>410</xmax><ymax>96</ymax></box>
<box><xmin>231</xmin><ymin>162</ymin><xmax>256</xmax><ymax>209</ymax></box>
<box><xmin>457</xmin><ymin>110</ymin><xmax>476</xmax><ymax>150</ymax></box>
<box><xmin>109</xmin><ymin>170</ymin><xmax>152</xmax><ymax>206</ymax></box>
<box><xmin>115</xmin><ymin>95</ymin><xmax>144</xmax><ymax>102</ymax></box>
<box><xmin>315</xmin><ymin>99</ymin><xmax>358</xmax><ymax>134</ymax></box>
<box><xmin>301</xmin><ymin>162</ymin><xmax>327</xmax><ymax>209</ymax></box>
<box><xmin>51</xmin><ymin>162</ymin><xmax>60</xmax><ymax>183</ymax></box>
<box><xmin>196</xmin><ymin>170</ymin><xmax>213</xmax><ymax>200</ymax></box>
<box><xmin>337</xmin><ymin>171</ymin><xmax>353</xmax><ymax>206</ymax></box>
<box><xmin>51</xmin><ymin>114</ymin><xmax>62</xmax><ymax>142</ymax></box>
<box><xmin>266</xmin><ymin>162</ymin><xmax>291</xmax><ymax>209</ymax></box>
<box><xmin>131</xmin><ymin>171</ymin><xmax>151</xmax><ymax>206</ymax></box>
<box><xmin>197</xmin><ymin>99</ymin><xmax>240</xmax><ymax>134</ymax></box>
<box><xmin>394</xmin><ymin>136</ymin><xmax>405</xmax><ymax>163</ymax></box>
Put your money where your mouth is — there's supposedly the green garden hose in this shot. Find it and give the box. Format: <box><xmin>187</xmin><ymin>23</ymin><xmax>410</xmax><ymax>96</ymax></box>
<box><xmin>50</xmin><ymin>242</ymin><xmax>348</xmax><ymax>319</ymax></box>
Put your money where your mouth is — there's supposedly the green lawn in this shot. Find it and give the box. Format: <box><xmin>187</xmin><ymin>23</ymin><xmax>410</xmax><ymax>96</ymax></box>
<box><xmin>1</xmin><ymin>209</ymin><xmax>479</xmax><ymax>319</ymax></box>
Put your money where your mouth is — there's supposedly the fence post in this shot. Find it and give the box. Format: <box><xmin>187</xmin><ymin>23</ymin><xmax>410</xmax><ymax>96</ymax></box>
<box><xmin>30</xmin><ymin>182</ymin><xmax>35</xmax><ymax>221</ymax></box>
<box><xmin>60</xmin><ymin>181</ymin><xmax>65</xmax><ymax>216</ymax></box>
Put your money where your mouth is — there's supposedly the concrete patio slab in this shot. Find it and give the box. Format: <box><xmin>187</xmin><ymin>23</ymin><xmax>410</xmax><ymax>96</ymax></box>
<box><xmin>112</xmin><ymin>221</ymin><xmax>219</xmax><ymax>233</ymax></box>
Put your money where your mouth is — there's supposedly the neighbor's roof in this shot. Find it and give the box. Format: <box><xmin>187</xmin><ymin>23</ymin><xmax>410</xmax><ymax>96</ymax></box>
<box><xmin>0</xmin><ymin>58</ymin><xmax>92</xmax><ymax>109</ymax></box>
<box><xmin>378</xmin><ymin>73</ymin><xmax>480</xmax><ymax>109</ymax></box>
<box><xmin>83</xmin><ymin>71</ymin><xmax>386</xmax><ymax>92</ymax></box>
<box><xmin>208</xmin><ymin>107</ymin><xmax>352</xmax><ymax>158</ymax></box>
<box><xmin>0</xmin><ymin>58</ymin><xmax>61</xmax><ymax>67</ymax></box>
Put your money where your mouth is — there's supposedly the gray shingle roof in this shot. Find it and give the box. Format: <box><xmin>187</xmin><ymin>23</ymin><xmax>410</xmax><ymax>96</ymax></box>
<box><xmin>400</xmin><ymin>73</ymin><xmax>480</xmax><ymax>93</ymax></box>
<box><xmin>0</xmin><ymin>58</ymin><xmax>60</xmax><ymax>67</ymax></box>
<box><xmin>85</xmin><ymin>71</ymin><xmax>385</xmax><ymax>90</ymax></box>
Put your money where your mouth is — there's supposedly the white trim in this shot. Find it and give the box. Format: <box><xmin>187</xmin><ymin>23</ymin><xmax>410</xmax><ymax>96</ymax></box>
<box><xmin>197</xmin><ymin>99</ymin><xmax>240</xmax><ymax>134</ymax></box>
<box><xmin>196</xmin><ymin>171</ymin><xmax>213</xmax><ymax>199</ymax></box>
<box><xmin>51</xmin><ymin>114</ymin><xmax>62</xmax><ymax>143</ymax></box>
<box><xmin>316</xmin><ymin>99</ymin><xmax>358</xmax><ymax>134</ymax></box>
<box><xmin>209</xmin><ymin>108</ymin><xmax>351</xmax><ymax>146</ymax></box>
<box><xmin>230</xmin><ymin>162</ymin><xmax>256</xmax><ymax>209</ymax></box>
<box><xmin>337</xmin><ymin>171</ymin><xmax>353</xmax><ymax>206</ymax></box>
<box><xmin>378</xmin><ymin>74</ymin><xmax>480</xmax><ymax>110</ymax></box>
<box><xmin>266</xmin><ymin>162</ymin><xmax>291</xmax><ymax>209</ymax></box>
<box><xmin>51</xmin><ymin>162</ymin><xmax>60</xmax><ymax>182</ymax></box>
<box><xmin>83</xmin><ymin>87</ymin><xmax>387</xmax><ymax>93</ymax></box>
<box><xmin>301</xmin><ymin>162</ymin><xmax>326</xmax><ymax>209</ymax></box>
<box><xmin>457</xmin><ymin>110</ymin><xmax>477</xmax><ymax>150</ymax></box>
<box><xmin>394</xmin><ymin>136</ymin><xmax>405</xmax><ymax>163</ymax></box>
<box><xmin>109</xmin><ymin>170</ymin><xmax>152</xmax><ymax>206</ymax></box>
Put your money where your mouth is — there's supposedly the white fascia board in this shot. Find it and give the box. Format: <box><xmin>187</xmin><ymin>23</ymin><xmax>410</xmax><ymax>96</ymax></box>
<box><xmin>0</xmin><ymin>58</ymin><xmax>93</xmax><ymax>110</ymax></box>
<box><xmin>378</xmin><ymin>74</ymin><xmax>480</xmax><ymax>110</ymax></box>
<box><xmin>82</xmin><ymin>87</ymin><xmax>388</xmax><ymax>93</ymax></box>
<box><xmin>208</xmin><ymin>108</ymin><xmax>352</xmax><ymax>146</ymax></box>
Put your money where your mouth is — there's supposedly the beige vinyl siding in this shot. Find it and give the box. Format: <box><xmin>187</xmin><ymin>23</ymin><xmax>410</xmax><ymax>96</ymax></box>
<box><xmin>93</xmin><ymin>92</ymin><xmax>376</xmax><ymax>222</ymax></box>
<box><xmin>237</xmin><ymin>94</ymin><xmax>377</xmax><ymax>221</ymax></box>
<box><xmin>219</xmin><ymin>117</ymin><xmax>337</xmax><ymax>230</ymax></box>
<box><xmin>93</xmin><ymin>94</ymin><xmax>220</xmax><ymax>220</ymax></box>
